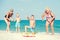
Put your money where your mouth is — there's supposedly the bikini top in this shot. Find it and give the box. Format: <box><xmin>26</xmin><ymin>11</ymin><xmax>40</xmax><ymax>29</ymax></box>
<box><xmin>5</xmin><ymin>12</ymin><xmax>13</xmax><ymax>18</ymax></box>
<box><xmin>45</xmin><ymin>10</ymin><xmax>53</xmax><ymax>18</ymax></box>
<box><xmin>46</xmin><ymin>14</ymin><xmax>51</xmax><ymax>19</ymax></box>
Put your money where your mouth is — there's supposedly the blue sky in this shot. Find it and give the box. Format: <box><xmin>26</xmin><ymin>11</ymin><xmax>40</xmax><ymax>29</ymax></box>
<box><xmin>0</xmin><ymin>0</ymin><xmax>60</xmax><ymax>20</ymax></box>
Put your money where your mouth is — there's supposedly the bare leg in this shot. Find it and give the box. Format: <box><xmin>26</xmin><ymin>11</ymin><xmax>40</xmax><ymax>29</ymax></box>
<box><xmin>16</xmin><ymin>27</ymin><xmax>18</xmax><ymax>32</ymax></box>
<box><xmin>4</xmin><ymin>18</ymin><xmax>10</xmax><ymax>32</ymax></box>
<box><xmin>6</xmin><ymin>25</ymin><xmax>9</xmax><ymax>32</ymax></box>
<box><xmin>25</xmin><ymin>26</ymin><xmax>29</xmax><ymax>36</ymax></box>
<box><xmin>6</xmin><ymin>25</ymin><xmax>8</xmax><ymax>32</ymax></box>
<box><xmin>18</xmin><ymin>27</ymin><xmax>20</xmax><ymax>32</ymax></box>
<box><xmin>31</xmin><ymin>28</ymin><xmax>35</xmax><ymax>35</ymax></box>
<box><xmin>50</xmin><ymin>22</ymin><xmax>54</xmax><ymax>35</ymax></box>
<box><xmin>25</xmin><ymin>26</ymin><xmax>28</xmax><ymax>33</ymax></box>
<box><xmin>46</xmin><ymin>21</ymin><xmax>49</xmax><ymax>34</ymax></box>
<box><xmin>6</xmin><ymin>22</ymin><xmax>10</xmax><ymax>32</ymax></box>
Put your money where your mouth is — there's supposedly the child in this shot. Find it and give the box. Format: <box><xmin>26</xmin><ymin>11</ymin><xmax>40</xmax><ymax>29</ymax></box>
<box><xmin>25</xmin><ymin>15</ymin><xmax>35</xmax><ymax>35</ymax></box>
<box><xmin>15</xmin><ymin>13</ymin><xmax>21</xmax><ymax>32</ymax></box>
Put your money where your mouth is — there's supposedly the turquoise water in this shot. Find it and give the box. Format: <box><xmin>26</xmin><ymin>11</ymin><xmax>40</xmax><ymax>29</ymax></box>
<box><xmin>0</xmin><ymin>20</ymin><xmax>60</xmax><ymax>33</ymax></box>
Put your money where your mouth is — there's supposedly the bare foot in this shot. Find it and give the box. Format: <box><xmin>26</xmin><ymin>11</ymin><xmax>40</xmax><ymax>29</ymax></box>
<box><xmin>6</xmin><ymin>30</ymin><xmax>8</xmax><ymax>32</ymax></box>
<box><xmin>46</xmin><ymin>32</ymin><xmax>49</xmax><ymax>35</ymax></box>
<box><xmin>51</xmin><ymin>33</ymin><xmax>54</xmax><ymax>35</ymax></box>
<box><xmin>32</xmin><ymin>32</ymin><xmax>35</xmax><ymax>36</ymax></box>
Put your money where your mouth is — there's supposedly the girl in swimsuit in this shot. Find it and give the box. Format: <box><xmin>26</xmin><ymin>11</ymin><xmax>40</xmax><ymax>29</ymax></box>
<box><xmin>4</xmin><ymin>9</ymin><xmax>13</xmax><ymax>32</ymax></box>
<box><xmin>42</xmin><ymin>8</ymin><xmax>55</xmax><ymax>35</ymax></box>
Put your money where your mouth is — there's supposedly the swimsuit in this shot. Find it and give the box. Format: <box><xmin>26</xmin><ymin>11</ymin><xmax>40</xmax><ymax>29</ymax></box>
<box><xmin>46</xmin><ymin>14</ymin><xmax>55</xmax><ymax>23</ymax></box>
<box><xmin>27</xmin><ymin>26</ymin><xmax>34</xmax><ymax>32</ymax></box>
<box><xmin>15</xmin><ymin>22</ymin><xmax>20</xmax><ymax>27</ymax></box>
<box><xmin>30</xmin><ymin>27</ymin><xmax>34</xmax><ymax>32</ymax></box>
<box><xmin>46</xmin><ymin>14</ymin><xmax>51</xmax><ymax>20</ymax></box>
<box><xmin>5</xmin><ymin>15</ymin><xmax>10</xmax><ymax>22</ymax></box>
<box><xmin>5</xmin><ymin>13</ymin><xmax>13</xmax><ymax>22</ymax></box>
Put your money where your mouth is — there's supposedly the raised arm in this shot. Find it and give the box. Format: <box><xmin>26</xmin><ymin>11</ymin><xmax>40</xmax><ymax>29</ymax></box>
<box><xmin>27</xmin><ymin>16</ymin><xmax>30</xmax><ymax>20</ymax></box>
<box><xmin>41</xmin><ymin>13</ymin><xmax>45</xmax><ymax>21</ymax></box>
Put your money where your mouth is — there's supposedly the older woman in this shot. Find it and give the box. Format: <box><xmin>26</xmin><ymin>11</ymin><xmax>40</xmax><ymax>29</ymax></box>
<box><xmin>4</xmin><ymin>9</ymin><xmax>13</xmax><ymax>32</ymax></box>
<box><xmin>42</xmin><ymin>8</ymin><xmax>55</xmax><ymax>35</ymax></box>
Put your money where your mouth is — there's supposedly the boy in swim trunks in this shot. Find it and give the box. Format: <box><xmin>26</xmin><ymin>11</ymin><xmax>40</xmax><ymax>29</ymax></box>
<box><xmin>15</xmin><ymin>13</ymin><xmax>21</xmax><ymax>32</ymax></box>
<box><xmin>25</xmin><ymin>15</ymin><xmax>35</xmax><ymax>35</ymax></box>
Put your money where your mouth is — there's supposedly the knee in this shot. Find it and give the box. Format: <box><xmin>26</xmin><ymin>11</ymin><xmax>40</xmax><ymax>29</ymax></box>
<box><xmin>25</xmin><ymin>26</ymin><xmax>28</xmax><ymax>28</ymax></box>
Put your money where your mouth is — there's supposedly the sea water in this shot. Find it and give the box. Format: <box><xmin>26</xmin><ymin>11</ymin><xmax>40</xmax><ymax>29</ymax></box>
<box><xmin>0</xmin><ymin>20</ymin><xmax>60</xmax><ymax>33</ymax></box>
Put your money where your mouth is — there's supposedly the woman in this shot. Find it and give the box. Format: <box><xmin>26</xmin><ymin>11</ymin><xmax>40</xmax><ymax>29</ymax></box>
<box><xmin>42</xmin><ymin>8</ymin><xmax>55</xmax><ymax>35</ymax></box>
<box><xmin>4</xmin><ymin>9</ymin><xmax>13</xmax><ymax>32</ymax></box>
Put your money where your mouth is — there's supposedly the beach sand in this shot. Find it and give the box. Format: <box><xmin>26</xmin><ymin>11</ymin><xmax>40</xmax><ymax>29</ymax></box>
<box><xmin>0</xmin><ymin>31</ymin><xmax>60</xmax><ymax>40</ymax></box>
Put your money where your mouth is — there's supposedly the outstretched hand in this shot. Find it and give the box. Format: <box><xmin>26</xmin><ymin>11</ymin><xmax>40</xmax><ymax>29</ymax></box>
<box><xmin>27</xmin><ymin>16</ymin><xmax>29</xmax><ymax>20</ymax></box>
<box><xmin>10</xmin><ymin>18</ymin><xmax>14</xmax><ymax>21</ymax></box>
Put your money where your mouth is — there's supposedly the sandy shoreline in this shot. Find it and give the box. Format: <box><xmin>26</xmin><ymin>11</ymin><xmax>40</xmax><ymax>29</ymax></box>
<box><xmin>0</xmin><ymin>31</ymin><xmax>60</xmax><ymax>40</ymax></box>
